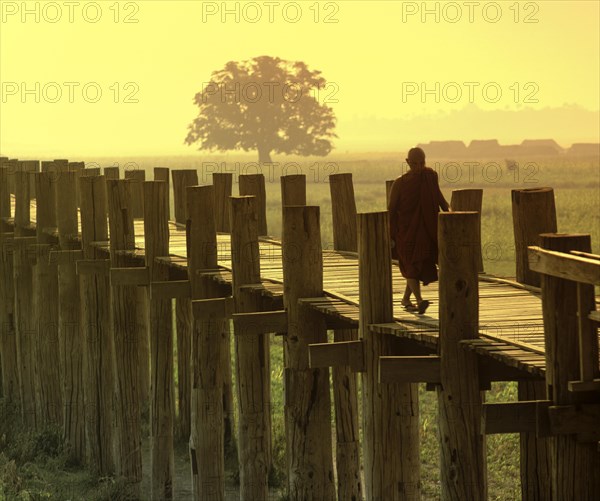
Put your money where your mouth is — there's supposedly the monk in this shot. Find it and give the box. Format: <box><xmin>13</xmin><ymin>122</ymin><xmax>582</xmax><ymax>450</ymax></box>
<box><xmin>388</xmin><ymin>147</ymin><xmax>450</xmax><ymax>314</ymax></box>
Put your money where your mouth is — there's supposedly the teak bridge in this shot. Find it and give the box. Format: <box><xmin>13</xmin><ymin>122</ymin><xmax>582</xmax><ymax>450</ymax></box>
<box><xmin>0</xmin><ymin>158</ymin><xmax>599</xmax><ymax>501</ymax></box>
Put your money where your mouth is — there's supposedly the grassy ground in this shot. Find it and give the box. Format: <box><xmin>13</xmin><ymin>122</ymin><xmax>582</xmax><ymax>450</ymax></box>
<box><xmin>1</xmin><ymin>155</ymin><xmax>598</xmax><ymax>499</ymax></box>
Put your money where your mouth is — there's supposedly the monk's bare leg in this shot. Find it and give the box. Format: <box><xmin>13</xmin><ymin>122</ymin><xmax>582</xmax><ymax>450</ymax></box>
<box><xmin>406</xmin><ymin>279</ymin><xmax>423</xmax><ymax>303</ymax></box>
<box><xmin>402</xmin><ymin>284</ymin><xmax>412</xmax><ymax>304</ymax></box>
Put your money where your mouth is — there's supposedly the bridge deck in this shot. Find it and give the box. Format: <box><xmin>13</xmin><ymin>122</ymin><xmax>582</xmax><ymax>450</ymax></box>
<box><xmin>9</xmin><ymin>198</ymin><xmax>596</xmax><ymax>377</ymax></box>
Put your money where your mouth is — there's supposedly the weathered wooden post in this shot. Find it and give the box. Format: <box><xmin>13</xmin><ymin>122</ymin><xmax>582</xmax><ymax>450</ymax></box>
<box><xmin>328</xmin><ymin>172</ymin><xmax>362</xmax><ymax>500</ymax></box>
<box><xmin>125</xmin><ymin>168</ymin><xmax>146</xmax><ymax>218</ymax></box>
<box><xmin>144</xmin><ymin>181</ymin><xmax>175</xmax><ymax>500</ymax></box>
<box><xmin>511</xmin><ymin>188</ymin><xmax>557</xmax><ymax>287</ymax></box>
<box><xmin>239</xmin><ymin>174</ymin><xmax>267</xmax><ymax>236</ymax></box>
<box><xmin>437</xmin><ymin>211</ymin><xmax>486</xmax><ymax>501</ymax></box>
<box><xmin>281</xmin><ymin>205</ymin><xmax>335</xmax><ymax>500</ymax></box>
<box><xmin>54</xmin><ymin>169</ymin><xmax>86</xmax><ymax>462</ymax></box>
<box><xmin>187</xmin><ymin>185</ymin><xmax>225</xmax><ymax>500</ymax></box>
<box><xmin>281</xmin><ymin>174</ymin><xmax>306</xmax><ymax>207</ymax></box>
<box><xmin>539</xmin><ymin>233</ymin><xmax>600</xmax><ymax>499</ymax></box>
<box><xmin>13</xmin><ymin>167</ymin><xmax>37</xmax><ymax>426</ymax></box>
<box><xmin>230</xmin><ymin>196</ymin><xmax>272</xmax><ymax>500</ymax></box>
<box><xmin>33</xmin><ymin>171</ymin><xmax>63</xmax><ymax>427</ymax></box>
<box><xmin>154</xmin><ymin>167</ymin><xmax>169</xmax><ymax>183</ymax></box>
<box><xmin>171</xmin><ymin>169</ymin><xmax>198</xmax><ymax>440</ymax></box>
<box><xmin>358</xmin><ymin>211</ymin><xmax>420</xmax><ymax>501</ymax></box>
<box><xmin>385</xmin><ymin>179</ymin><xmax>395</xmax><ymax>207</ymax></box>
<box><xmin>106</xmin><ymin>179</ymin><xmax>143</xmax><ymax>494</ymax></box>
<box><xmin>511</xmin><ymin>188</ymin><xmax>556</xmax><ymax>498</ymax></box>
<box><xmin>0</xmin><ymin>166</ymin><xmax>19</xmax><ymax>402</ymax></box>
<box><xmin>451</xmin><ymin>189</ymin><xmax>484</xmax><ymax>272</ymax></box>
<box><xmin>213</xmin><ymin>173</ymin><xmax>232</xmax><ymax>232</ymax></box>
<box><xmin>78</xmin><ymin>175</ymin><xmax>115</xmax><ymax>475</ymax></box>
<box><xmin>104</xmin><ymin>166</ymin><xmax>120</xmax><ymax>180</ymax></box>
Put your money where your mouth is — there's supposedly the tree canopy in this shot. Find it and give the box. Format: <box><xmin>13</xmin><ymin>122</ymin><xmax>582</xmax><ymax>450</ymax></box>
<box><xmin>185</xmin><ymin>55</ymin><xmax>337</xmax><ymax>163</ymax></box>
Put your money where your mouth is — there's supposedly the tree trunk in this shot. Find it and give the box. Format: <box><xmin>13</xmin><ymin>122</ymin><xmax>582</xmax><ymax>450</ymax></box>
<box><xmin>258</xmin><ymin>145</ymin><xmax>272</xmax><ymax>164</ymax></box>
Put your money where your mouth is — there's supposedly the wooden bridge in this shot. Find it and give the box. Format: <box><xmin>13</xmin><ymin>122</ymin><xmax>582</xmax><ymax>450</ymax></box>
<box><xmin>0</xmin><ymin>158</ymin><xmax>598</xmax><ymax>501</ymax></box>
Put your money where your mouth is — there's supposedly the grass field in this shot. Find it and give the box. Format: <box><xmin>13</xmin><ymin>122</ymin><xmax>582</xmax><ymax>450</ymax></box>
<box><xmin>1</xmin><ymin>154</ymin><xmax>598</xmax><ymax>500</ymax></box>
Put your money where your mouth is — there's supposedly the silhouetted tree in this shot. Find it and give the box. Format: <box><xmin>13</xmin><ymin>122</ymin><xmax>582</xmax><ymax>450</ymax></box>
<box><xmin>185</xmin><ymin>56</ymin><xmax>337</xmax><ymax>163</ymax></box>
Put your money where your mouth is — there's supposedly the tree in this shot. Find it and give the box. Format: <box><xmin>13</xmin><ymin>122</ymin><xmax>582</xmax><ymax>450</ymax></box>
<box><xmin>185</xmin><ymin>56</ymin><xmax>337</xmax><ymax>163</ymax></box>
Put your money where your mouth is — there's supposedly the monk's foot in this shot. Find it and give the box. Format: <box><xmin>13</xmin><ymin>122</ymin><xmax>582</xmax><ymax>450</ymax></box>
<box><xmin>417</xmin><ymin>300</ymin><xmax>430</xmax><ymax>315</ymax></box>
<box><xmin>401</xmin><ymin>300</ymin><xmax>418</xmax><ymax>311</ymax></box>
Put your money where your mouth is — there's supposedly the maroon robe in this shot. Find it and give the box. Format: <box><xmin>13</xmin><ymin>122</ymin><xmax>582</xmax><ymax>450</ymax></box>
<box><xmin>388</xmin><ymin>166</ymin><xmax>446</xmax><ymax>285</ymax></box>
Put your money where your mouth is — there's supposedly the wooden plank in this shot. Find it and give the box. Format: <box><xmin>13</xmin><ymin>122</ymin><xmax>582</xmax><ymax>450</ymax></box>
<box><xmin>191</xmin><ymin>297</ymin><xmax>234</xmax><ymax>319</ymax></box>
<box><xmin>48</xmin><ymin>249</ymin><xmax>83</xmax><ymax>265</ymax></box>
<box><xmin>482</xmin><ymin>401</ymin><xmax>544</xmax><ymax>434</ymax></box>
<box><xmin>308</xmin><ymin>340</ymin><xmax>364</xmax><ymax>371</ymax></box>
<box><xmin>568</xmin><ymin>379</ymin><xmax>600</xmax><ymax>392</ymax></box>
<box><xmin>379</xmin><ymin>356</ymin><xmax>441</xmax><ymax>384</ymax></box>
<box><xmin>76</xmin><ymin>259</ymin><xmax>110</xmax><ymax>275</ymax></box>
<box><xmin>528</xmin><ymin>245</ymin><xmax>600</xmax><ymax>285</ymax></box>
<box><xmin>548</xmin><ymin>404</ymin><xmax>600</xmax><ymax>437</ymax></box>
<box><xmin>232</xmin><ymin>310</ymin><xmax>287</xmax><ymax>335</ymax></box>
<box><xmin>109</xmin><ymin>266</ymin><xmax>149</xmax><ymax>286</ymax></box>
<box><xmin>150</xmin><ymin>280</ymin><xmax>191</xmax><ymax>300</ymax></box>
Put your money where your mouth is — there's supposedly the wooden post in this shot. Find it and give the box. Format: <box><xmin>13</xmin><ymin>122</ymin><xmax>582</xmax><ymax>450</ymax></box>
<box><xmin>154</xmin><ymin>167</ymin><xmax>169</xmax><ymax>183</ymax></box>
<box><xmin>280</xmin><ymin>174</ymin><xmax>306</xmax><ymax>206</ymax></box>
<box><xmin>437</xmin><ymin>211</ymin><xmax>486</xmax><ymax>500</ymax></box>
<box><xmin>328</xmin><ymin>173</ymin><xmax>361</xmax><ymax>500</ymax></box>
<box><xmin>329</xmin><ymin>173</ymin><xmax>357</xmax><ymax>252</ymax></box>
<box><xmin>451</xmin><ymin>189</ymin><xmax>484</xmax><ymax>272</ymax></box>
<box><xmin>33</xmin><ymin>171</ymin><xmax>63</xmax><ymax>427</ymax></box>
<box><xmin>230</xmin><ymin>196</ymin><xmax>272</xmax><ymax>500</ymax></box>
<box><xmin>511</xmin><ymin>188</ymin><xmax>557</xmax><ymax>287</ymax></box>
<box><xmin>79</xmin><ymin>175</ymin><xmax>115</xmax><ymax>475</ymax></box>
<box><xmin>171</xmin><ymin>169</ymin><xmax>198</xmax><ymax>440</ymax></box>
<box><xmin>239</xmin><ymin>174</ymin><xmax>267</xmax><ymax>236</ymax></box>
<box><xmin>106</xmin><ymin>179</ymin><xmax>142</xmax><ymax>494</ymax></box>
<box><xmin>13</xmin><ymin>235</ymin><xmax>37</xmax><ymax>426</ymax></box>
<box><xmin>281</xmin><ymin>205</ymin><xmax>335</xmax><ymax>500</ymax></box>
<box><xmin>385</xmin><ymin>179</ymin><xmax>395</xmax><ymax>207</ymax></box>
<box><xmin>0</xmin><ymin>167</ymin><xmax>19</xmax><ymax>402</ymax></box>
<box><xmin>213</xmin><ymin>173</ymin><xmax>232</xmax><ymax>232</ymax></box>
<box><xmin>104</xmin><ymin>166</ymin><xmax>120</xmax><ymax>180</ymax></box>
<box><xmin>144</xmin><ymin>181</ymin><xmax>175</xmax><ymax>500</ymax></box>
<box><xmin>358</xmin><ymin>211</ymin><xmax>420</xmax><ymax>500</ymax></box>
<box><xmin>211</xmin><ymin>172</ymin><xmax>236</xmax><ymax>451</ymax></box>
<box><xmin>125</xmin><ymin>169</ymin><xmax>145</xmax><ymax>218</ymax></box>
<box><xmin>14</xmin><ymin>169</ymin><xmax>31</xmax><ymax>237</ymax></box>
<box><xmin>187</xmin><ymin>185</ymin><xmax>225</xmax><ymax>501</ymax></box>
<box><xmin>539</xmin><ymin>233</ymin><xmax>600</xmax><ymax>499</ymax></box>
<box><xmin>518</xmin><ymin>381</ymin><xmax>552</xmax><ymax>501</ymax></box>
<box><xmin>55</xmin><ymin>169</ymin><xmax>86</xmax><ymax>462</ymax></box>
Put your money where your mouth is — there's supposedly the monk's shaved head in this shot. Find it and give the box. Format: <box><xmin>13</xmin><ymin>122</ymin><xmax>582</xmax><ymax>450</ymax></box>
<box><xmin>407</xmin><ymin>147</ymin><xmax>426</xmax><ymax>168</ymax></box>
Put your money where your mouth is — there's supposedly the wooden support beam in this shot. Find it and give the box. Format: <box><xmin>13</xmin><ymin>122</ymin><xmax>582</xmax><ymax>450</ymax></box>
<box><xmin>144</xmin><ymin>180</ymin><xmax>175</xmax><ymax>501</ymax></box>
<box><xmin>528</xmin><ymin>246</ymin><xmax>600</xmax><ymax>285</ymax></box>
<box><xmin>547</xmin><ymin>404</ymin><xmax>600</xmax><ymax>438</ymax></box>
<box><xmin>76</xmin><ymin>259</ymin><xmax>110</xmax><ymax>275</ymax></box>
<box><xmin>229</xmin><ymin>195</ymin><xmax>271</xmax><ymax>500</ymax></box>
<box><xmin>379</xmin><ymin>356</ymin><xmax>441</xmax><ymax>384</ymax></box>
<box><xmin>438</xmin><ymin>211</ymin><xmax>486</xmax><ymax>501</ymax></box>
<box><xmin>106</xmin><ymin>179</ymin><xmax>143</xmax><ymax>493</ymax></box>
<box><xmin>358</xmin><ymin>210</ymin><xmax>420</xmax><ymax>500</ymax></box>
<box><xmin>48</xmin><ymin>249</ymin><xmax>83</xmax><ymax>265</ymax></box>
<box><xmin>568</xmin><ymin>379</ymin><xmax>600</xmax><ymax>392</ymax></box>
<box><xmin>539</xmin><ymin>232</ymin><xmax>600</xmax><ymax>498</ymax></box>
<box><xmin>308</xmin><ymin>340</ymin><xmax>365</xmax><ymax>372</ymax></box>
<box><xmin>483</xmin><ymin>401</ymin><xmax>544</xmax><ymax>434</ymax></box>
<box><xmin>329</xmin><ymin>173</ymin><xmax>357</xmax><ymax>252</ymax></box>
<box><xmin>150</xmin><ymin>279</ymin><xmax>190</xmax><ymax>300</ymax></box>
<box><xmin>78</xmin><ymin>175</ymin><xmax>115</xmax><ymax>476</ymax></box>
<box><xmin>109</xmin><ymin>266</ymin><xmax>149</xmax><ymax>286</ymax></box>
<box><xmin>232</xmin><ymin>310</ymin><xmax>287</xmax><ymax>335</ymax></box>
<box><xmin>191</xmin><ymin>297</ymin><xmax>234</xmax><ymax>319</ymax></box>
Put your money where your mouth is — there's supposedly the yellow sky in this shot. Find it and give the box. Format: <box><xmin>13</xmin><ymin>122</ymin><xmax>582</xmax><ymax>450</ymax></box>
<box><xmin>1</xmin><ymin>0</ymin><xmax>599</xmax><ymax>156</ymax></box>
